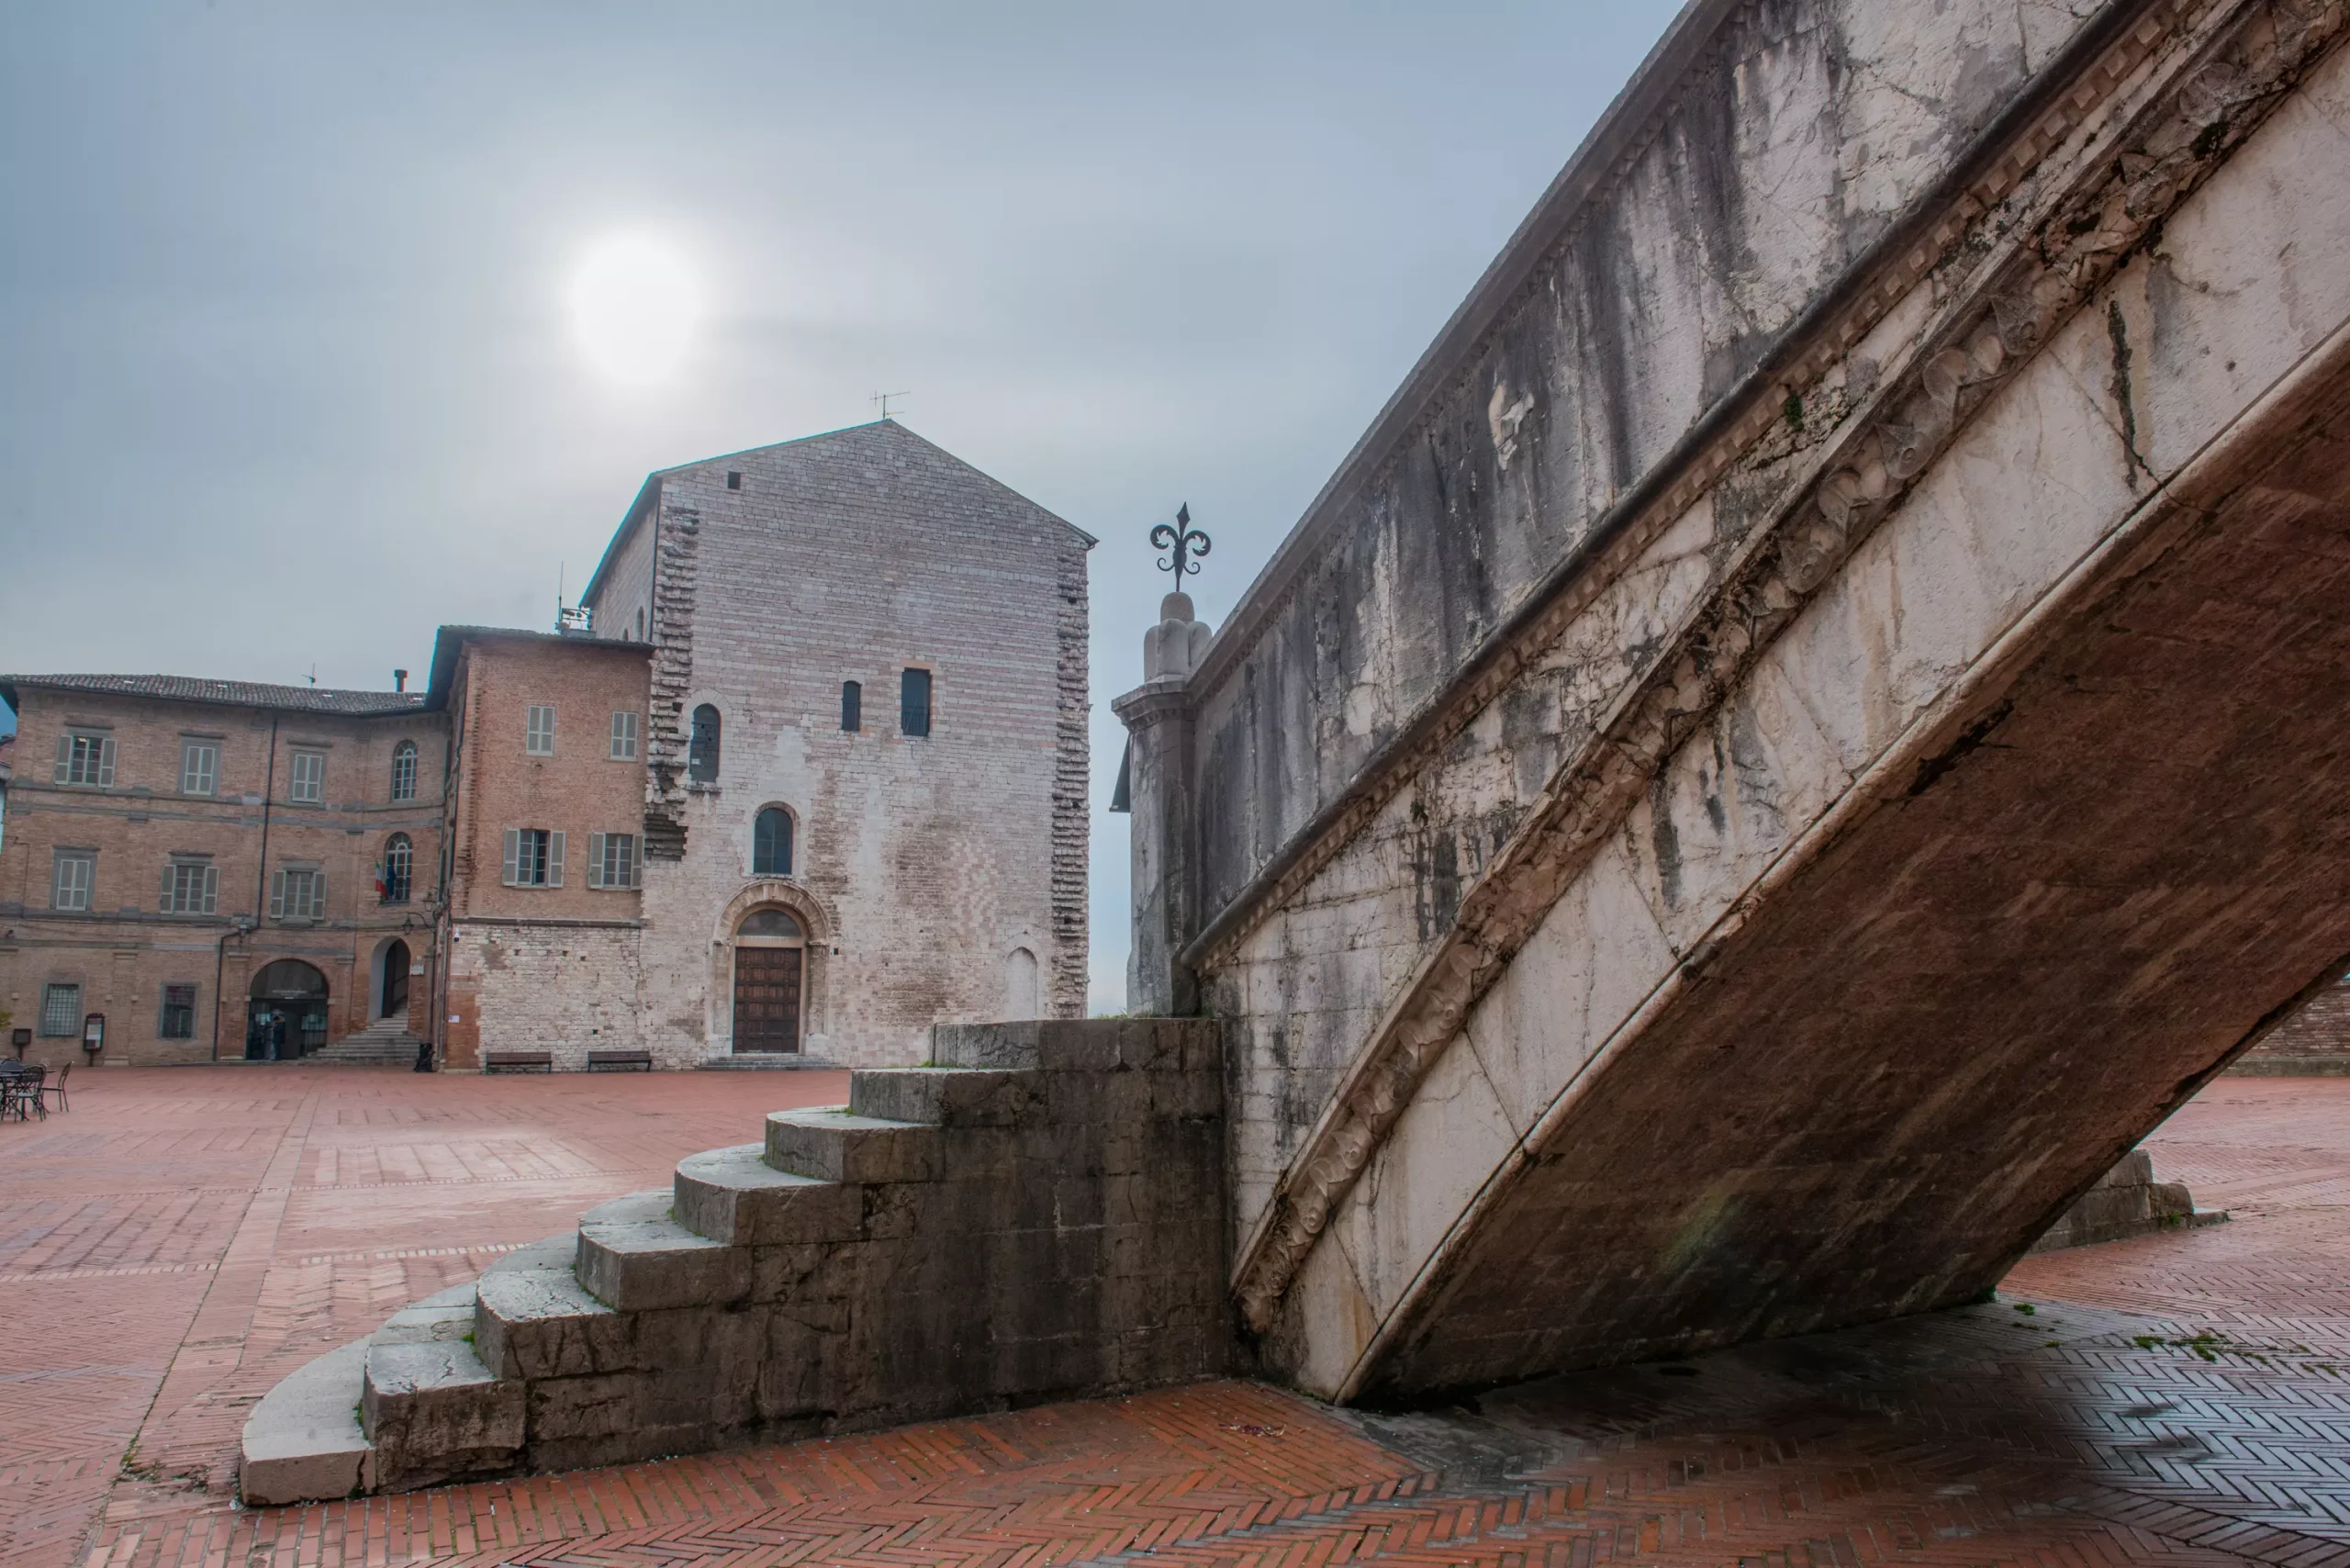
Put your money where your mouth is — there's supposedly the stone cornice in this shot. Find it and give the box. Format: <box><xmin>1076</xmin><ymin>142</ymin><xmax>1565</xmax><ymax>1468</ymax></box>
<box><xmin>1229</xmin><ymin>0</ymin><xmax>2349</xmax><ymax>1334</ymax></box>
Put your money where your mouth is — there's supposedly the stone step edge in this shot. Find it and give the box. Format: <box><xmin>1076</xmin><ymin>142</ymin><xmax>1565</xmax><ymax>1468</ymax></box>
<box><xmin>240</xmin><ymin>1336</ymin><xmax>375</xmax><ymax>1506</ymax></box>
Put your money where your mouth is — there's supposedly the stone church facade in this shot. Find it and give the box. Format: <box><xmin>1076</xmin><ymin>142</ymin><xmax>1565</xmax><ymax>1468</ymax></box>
<box><xmin>0</xmin><ymin>421</ymin><xmax>1091</xmax><ymax>1070</ymax></box>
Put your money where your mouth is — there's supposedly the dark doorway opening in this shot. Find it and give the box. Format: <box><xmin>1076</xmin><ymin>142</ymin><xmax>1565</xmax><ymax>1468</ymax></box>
<box><xmin>246</xmin><ymin>959</ymin><xmax>330</xmax><ymax>1060</ymax></box>
<box><xmin>382</xmin><ymin>939</ymin><xmax>410</xmax><ymax>1021</ymax></box>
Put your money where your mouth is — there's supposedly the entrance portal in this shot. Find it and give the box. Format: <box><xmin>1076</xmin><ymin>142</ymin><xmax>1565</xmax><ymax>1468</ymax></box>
<box><xmin>246</xmin><ymin>959</ymin><xmax>330</xmax><ymax>1060</ymax></box>
<box><xmin>733</xmin><ymin>908</ymin><xmax>804</xmax><ymax>1054</ymax></box>
<box><xmin>381</xmin><ymin>939</ymin><xmax>409</xmax><ymax>1020</ymax></box>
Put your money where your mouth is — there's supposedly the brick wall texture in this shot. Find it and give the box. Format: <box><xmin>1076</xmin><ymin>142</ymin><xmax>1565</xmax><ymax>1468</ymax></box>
<box><xmin>2234</xmin><ymin>972</ymin><xmax>2350</xmax><ymax>1071</ymax></box>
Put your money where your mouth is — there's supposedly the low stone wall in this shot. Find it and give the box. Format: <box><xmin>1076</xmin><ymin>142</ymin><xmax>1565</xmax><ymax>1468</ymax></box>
<box><xmin>242</xmin><ymin>1018</ymin><xmax>1232</xmax><ymax>1501</ymax></box>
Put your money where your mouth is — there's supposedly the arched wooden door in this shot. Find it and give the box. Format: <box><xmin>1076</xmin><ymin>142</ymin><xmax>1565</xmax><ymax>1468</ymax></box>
<box><xmin>732</xmin><ymin>908</ymin><xmax>804</xmax><ymax>1053</ymax></box>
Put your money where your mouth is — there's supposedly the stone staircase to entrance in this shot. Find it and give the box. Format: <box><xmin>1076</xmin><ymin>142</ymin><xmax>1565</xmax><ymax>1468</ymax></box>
<box><xmin>239</xmin><ymin>1019</ymin><xmax>1229</xmax><ymax>1503</ymax></box>
<box><xmin>305</xmin><ymin>1019</ymin><xmax>421</xmax><ymax>1067</ymax></box>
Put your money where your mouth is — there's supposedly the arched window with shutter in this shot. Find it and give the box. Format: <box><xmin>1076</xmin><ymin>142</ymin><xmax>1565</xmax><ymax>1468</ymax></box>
<box><xmin>381</xmin><ymin>834</ymin><xmax>412</xmax><ymax>904</ymax></box>
<box><xmin>753</xmin><ymin>807</ymin><xmax>793</xmax><ymax>877</ymax></box>
<box><xmin>688</xmin><ymin>704</ymin><xmax>722</xmax><ymax>782</ymax></box>
<box><xmin>390</xmin><ymin>741</ymin><xmax>418</xmax><ymax>801</ymax></box>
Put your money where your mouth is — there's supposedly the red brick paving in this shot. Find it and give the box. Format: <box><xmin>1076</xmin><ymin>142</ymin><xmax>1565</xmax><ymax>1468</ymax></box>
<box><xmin>3</xmin><ymin>1070</ymin><xmax>2345</xmax><ymax>1567</ymax></box>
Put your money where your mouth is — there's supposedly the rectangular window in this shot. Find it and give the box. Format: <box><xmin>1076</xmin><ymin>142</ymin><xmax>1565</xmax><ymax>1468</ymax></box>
<box><xmin>161</xmin><ymin>983</ymin><xmax>197</xmax><ymax>1040</ymax></box>
<box><xmin>841</xmin><ymin>680</ymin><xmax>861</xmax><ymax>733</ymax></box>
<box><xmin>39</xmin><ymin>983</ymin><xmax>82</xmax><ymax>1036</ymax></box>
<box><xmin>501</xmin><ymin>828</ymin><xmax>565</xmax><ymax>887</ymax></box>
<box><xmin>588</xmin><ymin>832</ymin><xmax>639</xmax><ymax>890</ymax></box>
<box><xmin>610</xmin><ymin>711</ymin><xmax>640</xmax><ymax>760</ymax></box>
<box><xmin>901</xmin><ymin>668</ymin><xmax>932</xmax><ymax>738</ymax></box>
<box><xmin>287</xmin><ymin>749</ymin><xmax>324</xmax><ymax>803</ymax></box>
<box><xmin>180</xmin><ymin>740</ymin><xmax>218</xmax><ymax>797</ymax></box>
<box><xmin>526</xmin><ymin>705</ymin><xmax>555</xmax><ymax>756</ymax></box>
<box><xmin>51</xmin><ymin>850</ymin><xmax>94</xmax><ymax>912</ymax></box>
<box><xmin>53</xmin><ymin>730</ymin><xmax>116</xmax><ymax>787</ymax></box>
<box><xmin>270</xmin><ymin>866</ymin><xmax>326</xmax><ymax>921</ymax></box>
<box><xmin>161</xmin><ymin>858</ymin><xmax>219</xmax><ymax>915</ymax></box>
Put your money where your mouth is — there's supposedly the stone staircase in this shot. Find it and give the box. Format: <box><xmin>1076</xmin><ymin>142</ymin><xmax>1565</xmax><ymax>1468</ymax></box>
<box><xmin>239</xmin><ymin>1019</ymin><xmax>1228</xmax><ymax>1504</ymax></box>
<box><xmin>305</xmin><ymin>1019</ymin><xmax>421</xmax><ymax>1067</ymax></box>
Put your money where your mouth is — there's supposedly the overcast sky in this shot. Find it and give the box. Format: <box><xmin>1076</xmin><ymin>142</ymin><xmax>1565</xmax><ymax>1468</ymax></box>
<box><xmin>0</xmin><ymin>0</ymin><xmax>1681</xmax><ymax>1012</ymax></box>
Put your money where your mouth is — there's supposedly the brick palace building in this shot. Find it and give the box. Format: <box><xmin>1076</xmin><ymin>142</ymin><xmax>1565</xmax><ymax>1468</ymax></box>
<box><xmin>0</xmin><ymin>420</ymin><xmax>1092</xmax><ymax>1070</ymax></box>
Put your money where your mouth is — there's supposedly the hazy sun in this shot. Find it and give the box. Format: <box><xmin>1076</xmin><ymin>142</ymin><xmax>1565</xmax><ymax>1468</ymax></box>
<box><xmin>569</xmin><ymin>234</ymin><xmax>699</xmax><ymax>386</ymax></box>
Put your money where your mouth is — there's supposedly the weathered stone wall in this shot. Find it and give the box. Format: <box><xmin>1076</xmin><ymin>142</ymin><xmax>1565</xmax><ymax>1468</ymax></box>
<box><xmin>0</xmin><ymin>682</ymin><xmax>445</xmax><ymax>1065</ymax></box>
<box><xmin>1189</xmin><ymin>0</ymin><xmax>2140</xmax><ymax>1250</ymax></box>
<box><xmin>446</xmin><ymin>923</ymin><xmax>646</xmax><ymax>1070</ymax></box>
<box><xmin>1225</xmin><ymin>6</ymin><xmax>2350</xmax><ymax>1400</ymax></box>
<box><xmin>595</xmin><ymin>422</ymin><xmax>1093</xmax><ymax>1067</ymax></box>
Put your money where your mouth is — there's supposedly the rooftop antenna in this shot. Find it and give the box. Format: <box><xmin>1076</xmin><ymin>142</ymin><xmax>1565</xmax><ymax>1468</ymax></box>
<box><xmin>307</xmin><ymin>663</ymin><xmax>318</xmax><ymax>688</ymax></box>
<box><xmin>554</xmin><ymin>561</ymin><xmax>591</xmax><ymax>634</ymax></box>
<box><xmin>871</xmin><ymin>390</ymin><xmax>911</xmax><ymax>421</ymax></box>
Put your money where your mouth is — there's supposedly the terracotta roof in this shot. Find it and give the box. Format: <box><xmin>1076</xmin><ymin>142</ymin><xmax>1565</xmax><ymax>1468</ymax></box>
<box><xmin>0</xmin><ymin>673</ymin><xmax>428</xmax><ymax>717</ymax></box>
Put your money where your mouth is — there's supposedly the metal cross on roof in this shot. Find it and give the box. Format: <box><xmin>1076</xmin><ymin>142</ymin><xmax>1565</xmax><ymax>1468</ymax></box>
<box><xmin>1151</xmin><ymin>504</ymin><xmax>1211</xmax><ymax>582</ymax></box>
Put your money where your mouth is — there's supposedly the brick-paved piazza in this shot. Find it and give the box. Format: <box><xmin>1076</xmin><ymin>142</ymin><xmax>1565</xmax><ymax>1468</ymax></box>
<box><xmin>0</xmin><ymin>1068</ymin><xmax>2344</xmax><ymax>1568</ymax></box>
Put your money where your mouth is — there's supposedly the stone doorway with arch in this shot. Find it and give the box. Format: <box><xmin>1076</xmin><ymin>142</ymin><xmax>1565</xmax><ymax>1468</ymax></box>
<box><xmin>246</xmin><ymin>959</ymin><xmax>330</xmax><ymax>1060</ymax></box>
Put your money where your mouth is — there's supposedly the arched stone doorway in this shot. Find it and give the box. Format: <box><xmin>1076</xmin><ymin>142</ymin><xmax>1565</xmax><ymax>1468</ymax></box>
<box><xmin>246</xmin><ymin>959</ymin><xmax>329</xmax><ymax>1060</ymax></box>
<box><xmin>732</xmin><ymin>908</ymin><xmax>805</xmax><ymax>1054</ymax></box>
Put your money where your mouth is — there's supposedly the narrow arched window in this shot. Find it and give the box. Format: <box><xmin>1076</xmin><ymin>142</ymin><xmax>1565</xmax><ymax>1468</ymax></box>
<box><xmin>381</xmin><ymin>834</ymin><xmax>412</xmax><ymax>904</ymax></box>
<box><xmin>901</xmin><ymin>668</ymin><xmax>932</xmax><ymax>737</ymax></box>
<box><xmin>389</xmin><ymin>740</ymin><xmax>418</xmax><ymax>801</ymax></box>
<box><xmin>688</xmin><ymin>704</ymin><xmax>722</xmax><ymax>783</ymax></box>
<box><xmin>753</xmin><ymin>807</ymin><xmax>793</xmax><ymax>876</ymax></box>
<box><xmin>841</xmin><ymin>680</ymin><xmax>861</xmax><ymax>733</ymax></box>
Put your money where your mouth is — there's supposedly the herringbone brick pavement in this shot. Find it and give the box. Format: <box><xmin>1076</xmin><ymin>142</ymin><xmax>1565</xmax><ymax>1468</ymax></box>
<box><xmin>7</xmin><ymin>1071</ymin><xmax>2347</xmax><ymax>1568</ymax></box>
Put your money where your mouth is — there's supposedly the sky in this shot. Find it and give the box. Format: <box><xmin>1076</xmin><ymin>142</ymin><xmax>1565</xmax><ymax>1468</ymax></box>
<box><xmin>0</xmin><ymin>0</ymin><xmax>1683</xmax><ymax>1013</ymax></box>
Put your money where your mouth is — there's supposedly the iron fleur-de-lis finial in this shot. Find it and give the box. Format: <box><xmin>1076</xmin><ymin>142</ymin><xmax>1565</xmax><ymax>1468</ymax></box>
<box><xmin>1151</xmin><ymin>503</ymin><xmax>1211</xmax><ymax>582</ymax></box>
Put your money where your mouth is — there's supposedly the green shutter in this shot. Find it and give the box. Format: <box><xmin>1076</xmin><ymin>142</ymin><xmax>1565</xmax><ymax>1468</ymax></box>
<box><xmin>270</xmin><ymin>869</ymin><xmax>285</xmax><ymax>919</ymax></box>
<box><xmin>53</xmin><ymin>734</ymin><xmax>70</xmax><ymax>782</ymax></box>
<box><xmin>548</xmin><ymin>831</ymin><xmax>565</xmax><ymax>888</ymax></box>
<box><xmin>97</xmin><ymin>736</ymin><xmax>116</xmax><ymax>786</ymax></box>
<box><xmin>502</xmin><ymin>829</ymin><xmax>520</xmax><ymax>887</ymax></box>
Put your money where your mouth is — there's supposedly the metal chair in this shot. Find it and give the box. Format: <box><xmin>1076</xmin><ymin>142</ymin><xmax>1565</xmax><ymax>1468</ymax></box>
<box><xmin>0</xmin><ymin>1065</ymin><xmax>42</xmax><ymax>1122</ymax></box>
<box><xmin>39</xmin><ymin>1062</ymin><xmax>69</xmax><ymax>1114</ymax></box>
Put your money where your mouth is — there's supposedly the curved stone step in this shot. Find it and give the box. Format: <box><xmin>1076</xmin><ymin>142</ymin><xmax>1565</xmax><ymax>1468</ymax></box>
<box><xmin>673</xmin><ymin>1143</ymin><xmax>860</xmax><ymax>1246</ymax></box>
<box><xmin>240</xmin><ymin>1336</ymin><xmax>375</xmax><ymax>1505</ymax></box>
<box><xmin>363</xmin><ymin>1328</ymin><xmax>522</xmax><ymax>1492</ymax></box>
<box><xmin>576</xmin><ymin>1189</ymin><xmax>750</xmax><ymax>1311</ymax></box>
<box><xmin>764</xmin><ymin>1107</ymin><xmax>942</xmax><ymax>1183</ymax></box>
<box><xmin>849</xmin><ymin>1067</ymin><xmax>1043</xmax><ymax>1128</ymax></box>
<box><xmin>473</xmin><ymin>1235</ymin><xmax>621</xmax><ymax>1381</ymax></box>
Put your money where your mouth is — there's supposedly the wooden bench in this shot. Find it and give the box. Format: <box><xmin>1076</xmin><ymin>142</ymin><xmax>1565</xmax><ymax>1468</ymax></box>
<box><xmin>481</xmin><ymin>1051</ymin><xmax>554</xmax><ymax>1073</ymax></box>
<box><xmin>587</xmin><ymin>1050</ymin><xmax>655</xmax><ymax>1072</ymax></box>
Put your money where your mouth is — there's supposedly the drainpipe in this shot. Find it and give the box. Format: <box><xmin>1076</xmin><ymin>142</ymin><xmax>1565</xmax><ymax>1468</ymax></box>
<box><xmin>218</xmin><ymin>715</ymin><xmax>280</xmax><ymax>1060</ymax></box>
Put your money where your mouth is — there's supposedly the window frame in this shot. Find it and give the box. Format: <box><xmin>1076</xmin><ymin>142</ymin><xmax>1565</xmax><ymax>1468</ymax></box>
<box><xmin>610</xmin><ymin>711</ymin><xmax>640</xmax><ymax>761</ymax></box>
<box><xmin>180</xmin><ymin>739</ymin><xmax>218</xmax><ymax>797</ymax></box>
<box><xmin>55</xmin><ymin>728</ymin><xmax>116</xmax><ymax>788</ymax></box>
<box><xmin>270</xmin><ymin>864</ymin><xmax>327</xmax><ymax>923</ymax></box>
<box><xmin>688</xmin><ymin>704</ymin><xmax>722</xmax><ymax>783</ymax></box>
<box><xmin>39</xmin><ymin>982</ymin><xmax>82</xmax><ymax>1037</ymax></box>
<box><xmin>587</xmin><ymin>831</ymin><xmax>640</xmax><ymax>890</ymax></box>
<box><xmin>525</xmin><ymin>704</ymin><xmax>556</xmax><ymax>756</ymax></box>
<box><xmin>389</xmin><ymin>740</ymin><xmax>419</xmax><ymax>801</ymax></box>
<box><xmin>501</xmin><ymin>827</ymin><xmax>565</xmax><ymax>888</ymax></box>
<box><xmin>161</xmin><ymin>857</ymin><xmax>219</xmax><ymax>915</ymax></box>
<box><xmin>841</xmin><ymin>680</ymin><xmax>861</xmax><ymax>734</ymax></box>
<box><xmin>50</xmin><ymin>848</ymin><xmax>94</xmax><ymax>913</ymax></box>
<box><xmin>286</xmin><ymin>748</ymin><xmax>325</xmax><ymax>804</ymax></box>
<box><xmin>752</xmin><ymin>806</ymin><xmax>794</xmax><ymax>878</ymax></box>
<box><xmin>160</xmin><ymin>983</ymin><xmax>198</xmax><ymax>1040</ymax></box>
<box><xmin>381</xmin><ymin>834</ymin><xmax>413</xmax><ymax>904</ymax></box>
<box><xmin>900</xmin><ymin>667</ymin><xmax>933</xmax><ymax>738</ymax></box>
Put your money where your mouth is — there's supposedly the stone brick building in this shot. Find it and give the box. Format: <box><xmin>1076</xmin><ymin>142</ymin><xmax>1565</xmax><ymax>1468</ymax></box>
<box><xmin>0</xmin><ymin>676</ymin><xmax>445</xmax><ymax>1068</ymax></box>
<box><xmin>0</xmin><ymin>420</ymin><xmax>1091</xmax><ymax>1070</ymax></box>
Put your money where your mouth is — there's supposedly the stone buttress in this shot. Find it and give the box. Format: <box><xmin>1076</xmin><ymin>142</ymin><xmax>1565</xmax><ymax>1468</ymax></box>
<box><xmin>238</xmin><ymin>1019</ymin><xmax>1229</xmax><ymax>1503</ymax></box>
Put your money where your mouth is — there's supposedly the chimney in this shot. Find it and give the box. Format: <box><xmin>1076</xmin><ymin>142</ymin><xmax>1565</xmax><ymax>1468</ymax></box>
<box><xmin>394</xmin><ymin>669</ymin><xmax>408</xmax><ymax>693</ymax></box>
